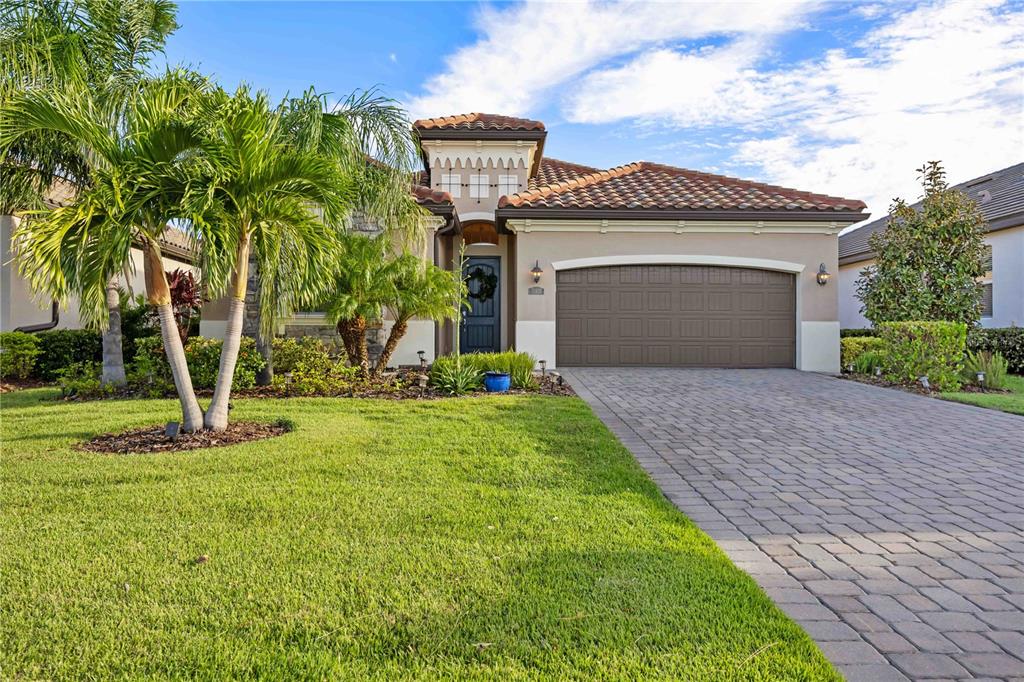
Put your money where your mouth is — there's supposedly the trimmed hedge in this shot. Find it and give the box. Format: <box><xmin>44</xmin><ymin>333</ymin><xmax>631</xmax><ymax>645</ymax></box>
<box><xmin>840</xmin><ymin>328</ymin><xmax>876</xmax><ymax>338</ymax></box>
<box><xmin>878</xmin><ymin>321</ymin><xmax>967</xmax><ymax>391</ymax></box>
<box><xmin>967</xmin><ymin>327</ymin><xmax>1024</xmax><ymax>374</ymax></box>
<box><xmin>840</xmin><ymin>336</ymin><xmax>885</xmax><ymax>370</ymax></box>
<box><xmin>0</xmin><ymin>331</ymin><xmax>41</xmax><ymax>380</ymax></box>
<box><xmin>35</xmin><ymin>330</ymin><xmax>102</xmax><ymax>380</ymax></box>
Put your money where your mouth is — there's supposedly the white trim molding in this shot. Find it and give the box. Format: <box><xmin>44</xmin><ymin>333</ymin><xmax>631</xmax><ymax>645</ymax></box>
<box><xmin>458</xmin><ymin>211</ymin><xmax>497</xmax><ymax>223</ymax></box>
<box><xmin>551</xmin><ymin>254</ymin><xmax>806</xmax><ymax>274</ymax></box>
<box><xmin>509</xmin><ymin>218</ymin><xmax>841</xmax><ymax>235</ymax></box>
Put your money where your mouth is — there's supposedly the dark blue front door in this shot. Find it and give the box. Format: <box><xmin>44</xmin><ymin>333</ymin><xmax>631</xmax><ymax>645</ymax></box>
<box><xmin>461</xmin><ymin>256</ymin><xmax>500</xmax><ymax>353</ymax></box>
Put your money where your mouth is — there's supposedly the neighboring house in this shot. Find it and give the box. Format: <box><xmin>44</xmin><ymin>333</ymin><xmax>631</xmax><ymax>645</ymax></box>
<box><xmin>838</xmin><ymin>163</ymin><xmax>1024</xmax><ymax>330</ymax></box>
<box><xmin>204</xmin><ymin>113</ymin><xmax>869</xmax><ymax>372</ymax></box>
<box><xmin>0</xmin><ymin>186</ymin><xmax>198</xmax><ymax>332</ymax></box>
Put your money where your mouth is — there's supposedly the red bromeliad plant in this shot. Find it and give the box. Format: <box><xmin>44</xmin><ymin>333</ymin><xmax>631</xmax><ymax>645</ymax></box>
<box><xmin>166</xmin><ymin>268</ymin><xmax>202</xmax><ymax>343</ymax></box>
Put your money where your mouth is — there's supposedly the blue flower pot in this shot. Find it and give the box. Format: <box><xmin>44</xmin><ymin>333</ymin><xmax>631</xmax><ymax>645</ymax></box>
<box><xmin>483</xmin><ymin>371</ymin><xmax>511</xmax><ymax>393</ymax></box>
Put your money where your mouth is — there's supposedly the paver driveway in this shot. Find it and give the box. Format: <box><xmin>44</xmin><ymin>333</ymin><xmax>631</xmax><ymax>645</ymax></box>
<box><xmin>563</xmin><ymin>368</ymin><xmax>1024</xmax><ymax>681</ymax></box>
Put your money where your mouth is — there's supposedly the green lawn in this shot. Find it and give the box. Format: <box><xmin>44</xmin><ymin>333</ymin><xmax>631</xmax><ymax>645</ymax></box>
<box><xmin>941</xmin><ymin>374</ymin><xmax>1024</xmax><ymax>416</ymax></box>
<box><xmin>1</xmin><ymin>389</ymin><xmax>836</xmax><ymax>680</ymax></box>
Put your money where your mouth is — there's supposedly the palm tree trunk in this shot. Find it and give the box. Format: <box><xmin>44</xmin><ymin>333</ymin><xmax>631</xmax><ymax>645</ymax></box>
<box><xmin>101</xmin><ymin>277</ymin><xmax>126</xmax><ymax>386</ymax></box>
<box><xmin>336</xmin><ymin>317</ymin><xmax>367</xmax><ymax>372</ymax></box>
<box><xmin>205</xmin><ymin>236</ymin><xmax>250</xmax><ymax>431</ymax></box>
<box><xmin>144</xmin><ymin>241</ymin><xmax>203</xmax><ymax>432</ymax></box>
<box><xmin>373</xmin><ymin>318</ymin><xmax>407</xmax><ymax>376</ymax></box>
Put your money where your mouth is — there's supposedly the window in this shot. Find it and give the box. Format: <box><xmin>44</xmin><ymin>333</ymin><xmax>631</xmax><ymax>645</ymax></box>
<box><xmin>982</xmin><ymin>283</ymin><xmax>993</xmax><ymax>318</ymax></box>
<box><xmin>440</xmin><ymin>173</ymin><xmax>461</xmax><ymax>198</ymax></box>
<box><xmin>497</xmin><ymin>174</ymin><xmax>519</xmax><ymax>197</ymax></box>
<box><xmin>469</xmin><ymin>174</ymin><xmax>489</xmax><ymax>199</ymax></box>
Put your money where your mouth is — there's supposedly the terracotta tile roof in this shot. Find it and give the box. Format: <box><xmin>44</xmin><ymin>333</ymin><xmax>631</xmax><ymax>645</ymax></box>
<box><xmin>499</xmin><ymin>161</ymin><xmax>867</xmax><ymax>213</ymax></box>
<box><xmin>411</xmin><ymin>183</ymin><xmax>453</xmax><ymax>206</ymax></box>
<box><xmin>531</xmin><ymin>158</ymin><xmax>601</xmax><ymax>189</ymax></box>
<box><xmin>413</xmin><ymin>113</ymin><xmax>545</xmax><ymax>132</ymax></box>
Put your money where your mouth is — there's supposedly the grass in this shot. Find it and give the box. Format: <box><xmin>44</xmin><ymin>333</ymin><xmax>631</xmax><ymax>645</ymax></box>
<box><xmin>1</xmin><ymin>389</ymin><xmax>837</xmax><ymax>680</ymax></box>
<box><xmin>941</xmin><ymin>374</ymin><xmax>1024</xmax><ymax>416</ymax></box>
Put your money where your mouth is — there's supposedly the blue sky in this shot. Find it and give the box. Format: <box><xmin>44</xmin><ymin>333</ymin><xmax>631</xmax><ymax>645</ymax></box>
<box><xmin>163</xmin><ymin>1</ymin><xmax>1024</xmax><ymax>223</ymax></box>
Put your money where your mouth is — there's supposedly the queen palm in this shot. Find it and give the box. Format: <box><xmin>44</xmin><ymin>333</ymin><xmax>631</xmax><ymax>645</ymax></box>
<box><xmin>1</xmin><ymin>0</ymin><xmax>180</xmax><ymax>386</ymax></box>
<box><xmin>1</xmin><ymin>71</ymin><xmax>211</xmax><ymax>430</ymax></box>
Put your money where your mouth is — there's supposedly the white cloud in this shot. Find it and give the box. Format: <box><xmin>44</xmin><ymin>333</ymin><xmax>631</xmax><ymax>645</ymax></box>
<box><xmin>561</xmin><ymin>0</ymin><xmax>1024</xmax><ymax>220</ymax></box>
<box><xmin>404</xmin><ymin>0</ymin><xmax>815</xmax><ymax>120</ymax></box>
<box><xmin>389</xmin><ymin>53</ymin><xmax>398</xmax><ymax>64</ymax></box>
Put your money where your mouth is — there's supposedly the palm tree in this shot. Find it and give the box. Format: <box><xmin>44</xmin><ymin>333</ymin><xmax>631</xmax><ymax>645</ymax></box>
<box><xmin>323</xmin><ymin>234</ymin><xmax>396</xmax><ymax>375</ymax></box>
<box><xmin>1</xmin><ymin>70</ymin><xmax>211</xmax><ymax>430</ymax></box>
<box><xmin>373</xmin><ymin>255</ymin><xmax>460</xmax><ymax>376</ymax></box>
<box><xmin>1</xmin><ymin>0</ymin><xmax>179</xmax><ymax>386</ymax></box>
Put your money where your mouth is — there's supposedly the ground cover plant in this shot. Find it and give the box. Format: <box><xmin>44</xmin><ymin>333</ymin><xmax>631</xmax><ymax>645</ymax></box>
<box><xmin>0</xmin><ymin>391</ymin><xmax>838</xmax><ymax>680</ymax></box>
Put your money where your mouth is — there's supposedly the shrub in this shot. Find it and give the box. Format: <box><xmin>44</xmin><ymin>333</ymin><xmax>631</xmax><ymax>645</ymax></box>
<box><xmin>185</xmin><ymin>336</ymin><xmax>265</xmax><ymax>390</ymax></box>
<box><xmin>961</xmin><ymin>351</ymin><xmax>1008</xmax><ymax>390</ymax></box>
<box><xmin>55</xmin><ymin>361</ymin><xmax>112</xmax><ymax>398</ymax></box>
<box><xmin>35</xmin><ymin>330</ymin><xmax>102</xmax><ymax>380</ymax></box>
<box><xmin>430</xmin><ymin>356</ymin><xmax>482</xmax><ymax>395</ymax></box>
<box><xmin>840</xmin><ymin>337</ymin><xmax>885</xmax><ymax>371</ymax></box>
<box><xmin>463</xmin><ymin>351</ymin><xmax>538</xmax><ymax>389</ymax></box>
<box><xmin>853</xmin><ymin>350</ymin><xmax>887</xmax><ymax>376</ymax></box>
<box><xmin>128</xmin><ymin>337</ymin><xmax>175</xmax><ymax>397</ymax></box>
<box><xmin>840</xmin><ymin>328</ymin><xmax>876</xmax><ymax>338</ymax></box>
<box><xmin>272</xmin><ymin>358</ymin><xmax>359</xmax><ymax>396</ymax></box>
<box><xmin>967</xmin><ymin>327</ymin><xmax>1024</xmax><ymax>374</ymax></box>
<box><xmin>878</xmin><ymin>321</ymin><xmax>967</xmax><ymax>391</ymax></box>
<box><xmin>272</xmin><ymin>337</ymin><xmax>332</xmax><ymax>374</ymax></box>
<box><xmin>0</xmin><ymin>331</ymin><xmax>41</xmax><ymax>380</ymax></box>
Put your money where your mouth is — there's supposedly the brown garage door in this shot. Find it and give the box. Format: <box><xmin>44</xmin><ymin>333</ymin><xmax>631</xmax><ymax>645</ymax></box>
<box><xmin>556</xmin><ymin>265</ymin><xmax>795</xmax><ymax>368</ymax></box>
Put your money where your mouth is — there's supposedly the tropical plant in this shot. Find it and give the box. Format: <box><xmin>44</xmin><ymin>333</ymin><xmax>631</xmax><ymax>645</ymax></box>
<box><xmin>852</xmin><ymin>350</ymin><xmax>886</xmax><ymax>376</ymax></box>
<box><xmin>1</xmin><ymin>0</ymin><xmax>180</xmax><ymax>386</ymax></box>
<box><xmin>967</xmin><ymin>326</ymin><xmax>1024</xmax><ymax>374</ymax></box>
<box><xmin>373</xmin><ymin>255</ymin><xmax>461</xmax><ymax>375</ymax></box>
<box><xmin>1</xmin><ymin>70</ymin><xmax>211</xmax><ymax>429</ymax></box>
<box><xmin>429</xmin><ymin>356</ymin><xmax>482</xmax><ymax>395</ymax></box>
<box><xmin>323</xmin><ymin>234</ymin><xmax>395</xmax><ymax>376</ymax></box>
<box><xmin>961</xmin><ymin>350</ymin><xmax>1008</xmax><ymax>390</ymax></box>
<box><xmin>856</xmin><ymin>162</ymin><xmax>988</xmax><ymax>326</ymax></box>
<box><xmin>166</xmin><ymin>268</ymin><xmax>201</xmax><ymax>343</ymax></box>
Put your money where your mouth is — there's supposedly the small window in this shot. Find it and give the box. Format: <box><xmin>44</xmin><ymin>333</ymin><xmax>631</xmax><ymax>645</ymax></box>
<box><xmin>440</xmin><ymin>173</ymin><xmax>461</xmax><ymax>198</ymax></box>
<box><xmin>497</xmin><ymin>174</ymin><xmax>519</xmax><ymax>197</ymax></box>
<box><xmin>982</xmin><ymin>282</ymin><xmax>993</xmax><ymax>318</ymax></box>
<box><xmin>469</xmin><ymin>174</ymin><xmax>489</xmax><ymax>199</ymax></box>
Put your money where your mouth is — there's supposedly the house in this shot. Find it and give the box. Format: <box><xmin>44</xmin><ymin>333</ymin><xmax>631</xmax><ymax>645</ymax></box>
<box><xmin>0</xmin><ymin>184</ymin><xmax>198</xmax><ymax>333</ymax></box>
<box><xmin>204</xmin><ymin>113</ymin><xmax>869</xmax><ymax>372</ymax></box>
<box><xmin>838</xmin><ymin>163</ymin><xmax>1024</xmax><ymax>330</ymax></box>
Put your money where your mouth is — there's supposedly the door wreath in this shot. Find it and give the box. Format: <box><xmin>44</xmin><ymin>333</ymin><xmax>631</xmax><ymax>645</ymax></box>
<box><xmin>465</xmin><ymin>266</ymin><xmax>498</xmax><ymax>301</ymax></box>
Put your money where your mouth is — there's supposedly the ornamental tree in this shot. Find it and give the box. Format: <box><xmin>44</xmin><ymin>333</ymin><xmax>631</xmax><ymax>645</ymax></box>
<box><xmin>856</xmin><ymin>161</ymin><xmax>987</xmax><ymax>326</ymax></box>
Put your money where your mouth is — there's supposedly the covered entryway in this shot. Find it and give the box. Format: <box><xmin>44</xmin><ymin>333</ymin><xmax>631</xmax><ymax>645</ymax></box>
<box><xmin>555</xmin><ymin>264</ymin><xmax>795</xmax><ymax>367</ymax></box>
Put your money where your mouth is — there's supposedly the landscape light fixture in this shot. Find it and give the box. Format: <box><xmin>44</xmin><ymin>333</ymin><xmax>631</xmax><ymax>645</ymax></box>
<box><xmin>539</xmin><ymin>359</ymin><xmax>547</xmax><ymax>376</ymax></box>
<box><xmin>976</xmin><ymin>371</ymin><xmax>986</xmax><ymax>388</ymax></box>
<box><xmin>816</xmin><ymin>263</ymin><xmax>831</xmax><ymax>286</ymax></box>
<box><xmin>418</xmin><ymin>350</ymin><xmax>427</xmax><ymax>369</ymax></box>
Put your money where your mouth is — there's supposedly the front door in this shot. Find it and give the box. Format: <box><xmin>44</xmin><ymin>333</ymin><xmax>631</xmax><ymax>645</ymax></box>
<box><xmin>460</xmin><ymin>256</ymin><xmax>500</xmax><ymax>353</ymax></box>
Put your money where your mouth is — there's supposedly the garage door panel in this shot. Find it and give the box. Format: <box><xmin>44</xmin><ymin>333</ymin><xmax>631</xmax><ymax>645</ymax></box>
<box><xmin>556</xmin><ymin>265</ymin><xmax>795</xmax><ymax>368</ymax></box>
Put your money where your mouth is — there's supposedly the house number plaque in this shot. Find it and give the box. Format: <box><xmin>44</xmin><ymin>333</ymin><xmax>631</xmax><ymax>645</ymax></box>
<box><xmin>528</xmin><ymin>286</ymin><xmax>544</xmax><ymax>295</ymax></box>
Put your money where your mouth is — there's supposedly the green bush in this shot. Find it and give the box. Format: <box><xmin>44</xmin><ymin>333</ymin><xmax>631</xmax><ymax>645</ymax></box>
<box><xmin>185</xmin><ymin>336</ymin><xmax>265</xmax><ymax>390</ymax></box>
<box><xmin>430</xmin><ymin>356</ymin><xmax>483</xmax><ymax>395</ymax></box>
<box><xmin>0</xmin><ymin>331</ymin><xmax>41</xmax><ymax>380</ymax></box>
<box><xmin>853</xmin><ymin>350</ymin><xmax>887</xmax><ymax>376</ymax></box>
<box><xmin>840</xmin><ymin>336</ymin><xmax>885</xmax><ymax>371</ymax></box>
<box><xmin>967</xmin><ymin>327</ymin><xmax>1024</xmax><ymax>374</ymax></box>
<box><xmin>272</xmin><ymin>357</ymin><xmax>359</xmax><ymax>396</ymax></box>
<box><xmin>55</xmin><ymin>361</ymin><xmax>112</xmax><ymax>398</ymax></box>
<box><xmin>128</xmin><ymin>337</ymin><xmax>176</xmax><ymax>397</ymax></box>
<box><xmin>878</xmin><ymin>321</ymin><xmax>966</xmax><ymax>391</ymax></box>
<box><xmin>272</xmin><ymin>337</ymin><xmax>333</xmax><ymax>374</ymax></box>
<box><xmin>961</xmin><ymin>351</ymin><xmax>1008</xmax><ymax>390</ymax></box>
<box><xmin>429</xmin><ymin>351</ymin><xmax>538</xmax><ymax>393</ymax></box>
<box><xmin>35</xmin><ymin>329</ymin><xmax>102</xmax><ymax>380</ymax></box>
<box><xmin>840</xmin><ymin>328</ymin><xmax>876</xmax><ymax>338</ymax></box>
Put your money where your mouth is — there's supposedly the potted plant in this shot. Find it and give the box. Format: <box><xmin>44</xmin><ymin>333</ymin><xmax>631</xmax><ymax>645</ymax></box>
<box><xmin>483</xmin><ymin>370</ymin><xmax>510</xmax><ymax>393</ymax></box>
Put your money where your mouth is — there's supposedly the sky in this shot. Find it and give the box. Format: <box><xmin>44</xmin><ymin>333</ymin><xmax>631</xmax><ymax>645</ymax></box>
<box><xmin>163</xmin><ymin>0</ymin><xmax>1024</xmax><ymax>226</ymax></box>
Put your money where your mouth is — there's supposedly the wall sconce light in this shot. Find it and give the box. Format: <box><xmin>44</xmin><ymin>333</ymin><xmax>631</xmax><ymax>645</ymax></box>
<box><xmin>530</xmin><ymin>260</ymin><xmax>544</xmax><ymax>284</ymax></box>
<box><xmin>816</xmin><ymin>263</ymin><xmax>831</xmax><ymax>286</ymax></box>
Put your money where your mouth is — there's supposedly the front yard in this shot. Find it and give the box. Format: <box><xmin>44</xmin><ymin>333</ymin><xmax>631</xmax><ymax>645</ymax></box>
<box><xmin>1</xmin><ymin>390</ymin><xmax>836</xmax><ymax>679</ymax></box>
<box><xmin>941</xmin><ymin>373</ymin><xmax>1024</xmax><ymax>415</ymax></box>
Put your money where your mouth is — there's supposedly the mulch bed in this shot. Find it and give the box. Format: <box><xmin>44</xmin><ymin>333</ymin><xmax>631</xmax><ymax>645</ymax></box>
<box><xmin>1</xmin><ymin>379</ymin><xmax>49</xmax><ymax>393</ymax></box>
<box><xmin>839</xmin><ymin>373</ymin><xmax>1008</xmax><ymax>396</ymax></box>
<box><xmin>79</xmin><ymin>420</ymin><xmax>292</xmax><ymax>454</ymax></box>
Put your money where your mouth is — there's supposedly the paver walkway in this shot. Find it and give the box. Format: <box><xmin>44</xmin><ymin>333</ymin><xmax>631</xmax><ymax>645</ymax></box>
<box><xmin>563</xmin><ymin>368</ymin><xmax>1024</xmax><ymax>681</ymax></box>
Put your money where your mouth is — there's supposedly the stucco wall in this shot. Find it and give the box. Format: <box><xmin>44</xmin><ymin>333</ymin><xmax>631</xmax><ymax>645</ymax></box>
<box><xmin>511</xmin><ymin>229</ymin><xmax>841</xmax><ymax>372</ymax></box>
<box><xmin>838</xmin><ymin>259</ymin><xmax>873</xmax><ymax>330</ymax></box>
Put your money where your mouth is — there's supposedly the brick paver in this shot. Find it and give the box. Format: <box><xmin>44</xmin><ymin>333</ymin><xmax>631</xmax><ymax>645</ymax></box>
<box><xmin>564</xmin><ymin>368</ymin><xmax>1024</xmax><ymax>681</ymax></box>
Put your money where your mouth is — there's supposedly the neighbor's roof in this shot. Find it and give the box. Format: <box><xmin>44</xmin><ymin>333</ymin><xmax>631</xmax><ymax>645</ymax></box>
<box><xmin>413</xmin><ymin>113</ymin><xmax>546</xmax><ymax>132</ymax></box>
<box><xmin>839</xmin><ymin>162</ymin><xmax>1024</xmax><ymax>265</ymax></box>
<box><xmin>532</xmin><ymin>158</ymin><xmax>601</xmax><ymax>189</ymax></box>
<box><xmin>499</xmin><ymin>161</ymin><xmax>868</xmax><ymax>216</ymax></box>
<box><xmin>410</xmin><ymin>183</ymin><xmax>453</xmax><ymax>207</ymax></box>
